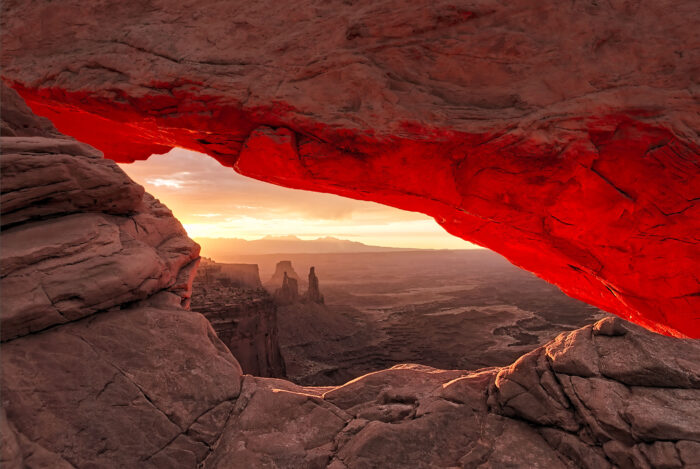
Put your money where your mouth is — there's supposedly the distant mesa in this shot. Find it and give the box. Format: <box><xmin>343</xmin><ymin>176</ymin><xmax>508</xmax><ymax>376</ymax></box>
<box><xmin>270</xmin><ymin>260</ymin><xmax>324</xmax><ymax>305</ymax></box>
<box><xmin>198</xmin><ymin>257</ymin><xmax>262</xmax><ymax>289</ymax></box>
<box><xmin>268</xmin><ymin>260</ymin><xmax>301</xmax><ymax>287</ymax></box>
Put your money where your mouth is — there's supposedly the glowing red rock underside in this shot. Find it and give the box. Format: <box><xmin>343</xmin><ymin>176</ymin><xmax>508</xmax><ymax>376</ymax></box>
<box><xmin>3</xmin><ymin>0</ymin><xmax>698</xmax><ymax>336</ymax></box>
<box><xmin>12</xmin><ymin>83</ymin><xmax>699</xmax><ymax>338</ymax></box>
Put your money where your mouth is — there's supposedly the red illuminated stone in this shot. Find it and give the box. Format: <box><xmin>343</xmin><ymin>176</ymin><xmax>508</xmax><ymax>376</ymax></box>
<box><xmin>3</xmin><ymin>0</ymin><xmax>697</xmax><ymax>337</ymax></box>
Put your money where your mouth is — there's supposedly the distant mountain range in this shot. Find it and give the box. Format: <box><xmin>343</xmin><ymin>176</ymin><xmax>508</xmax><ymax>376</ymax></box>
<box><xmin>194</xmin><ymin>235</ymin><xmax>419</xmax><ymax>257</ymax></box>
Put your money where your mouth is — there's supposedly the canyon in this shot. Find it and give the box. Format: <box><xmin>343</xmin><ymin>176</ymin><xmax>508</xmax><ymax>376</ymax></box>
<box><xmin>1</xmin><ymin>79</ymin><xmax>699</xmax><ymax>468</ymax></box>
<box><xmin>1</xmin><ymin>1</ymin><xmax>699</xmax><ymax>467</ymax></box>
<box><xmin>257</xmin><ymin>253</ymin><xmax>613</xmax><ymax>386</ymax></box>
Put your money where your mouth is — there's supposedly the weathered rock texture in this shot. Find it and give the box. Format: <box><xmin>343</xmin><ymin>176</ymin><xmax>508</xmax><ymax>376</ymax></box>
<box><xmin>0</xmin><ymin>83</ymin><xmax>243</xmax><ymax>467</ymax></box>
<box><xmin>191</xmin><ymin>261</ymin><xmax>287</xmax><ymax>378</ymax></box>
<box><xmin>1</xmin><ymin>0</ymin><xmax>698</xmax><ymax>337</ymax></box>
<box><xmin>319</xmin><ymin>316</ymin><xmax>700</xmax><ymax>469</ymax></box>
<box><xmin>2</xmin><ymin>305</ymin><xmax>244</xmax><ymax>469</ymax></box>
<box><xmin>2</xmin><ymin>84</ymin><xmax>700</xmax><ymax>468</ymax></box>
<box><xmin>213</xmin><ymin>317</ymin><xmax>700</xmax><ymax>469</ymax></box>
<box><xmin>0</xmin><ymin>84</ymin><xmax>200</xmax><ymax>341</ymax></box>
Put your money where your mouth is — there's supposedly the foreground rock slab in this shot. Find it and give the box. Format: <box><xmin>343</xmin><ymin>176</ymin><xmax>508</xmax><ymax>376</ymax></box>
<box><xmin>4</xmin><ymin>311</ymin><xmax>699</xmax><ymax>468</ymax></box>
<box><xmin>2</xmin><ymin>306</ymin><xmax>243</xmax><ymax>468</ymax></box>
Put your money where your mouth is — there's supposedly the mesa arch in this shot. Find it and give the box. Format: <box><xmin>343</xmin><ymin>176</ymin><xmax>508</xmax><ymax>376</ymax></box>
<box><xmin>2</xmin><ymin>0</ymin><xmax>698</xmax><ymax>337</ymax></box>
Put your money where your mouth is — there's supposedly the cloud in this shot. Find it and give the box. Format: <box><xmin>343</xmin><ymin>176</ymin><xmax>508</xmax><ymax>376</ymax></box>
<box><xmin>145</xmin><ymin>178</ymin><xmax>186</xmax><ymax>189</ymax></box>
<box><xmin>118</xmin><ymin>148</ymin><xmax>480</xmax><ymax>250</ymax></box>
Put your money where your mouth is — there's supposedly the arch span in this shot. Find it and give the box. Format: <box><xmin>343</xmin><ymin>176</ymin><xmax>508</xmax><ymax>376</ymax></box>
<box><xmin>3</xmin><ymin>0</ymin><xmax>698</xmax><ymax>337</ymax></box>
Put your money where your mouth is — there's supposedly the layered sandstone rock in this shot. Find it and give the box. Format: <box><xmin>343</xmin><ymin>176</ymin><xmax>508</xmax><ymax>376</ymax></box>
<box><xmin>0</xmin><ymin>85</ymin><xmax>200</xmax><ymax>341</ymax></box>
<box><xmin>1</xmin><ymin>86</ymin><xmax>699</xmax><ymax>468</ymax></box>
<box><xmin>1</xmin><ymin>0</ymin><xmax>697</xmax><ymax>336</ymax></box>
<box><xmin>1</xmin><ymin>83</ymin><xmax>243</xmax><ymax>468</ymax></box>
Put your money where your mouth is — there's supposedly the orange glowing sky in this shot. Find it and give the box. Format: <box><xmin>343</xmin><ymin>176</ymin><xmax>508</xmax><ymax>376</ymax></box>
<box><xmin>118</xmin><ymin>148</ymin><xmax>480</xmax><ymax>250</ymax></box>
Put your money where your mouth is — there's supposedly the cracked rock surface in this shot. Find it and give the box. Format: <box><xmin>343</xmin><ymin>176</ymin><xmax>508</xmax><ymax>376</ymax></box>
<box><xmin>0</xmin><ymin>87</ymin><xmax>200</xmax><ymax>340</ymax></box>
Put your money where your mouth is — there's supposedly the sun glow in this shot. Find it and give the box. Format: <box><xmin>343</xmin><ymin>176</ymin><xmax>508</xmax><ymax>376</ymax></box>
<box><xmin>118</xmin><ymin>148</ymin><xmax>481</xmax><ymax>251</ymax></box>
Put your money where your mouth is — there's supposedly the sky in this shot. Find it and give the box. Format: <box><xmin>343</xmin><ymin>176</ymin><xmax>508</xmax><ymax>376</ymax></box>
<box><xmin>118</xmin><ymin>148</ymin><xmax>480</xmax><ymax>250</ymax></box>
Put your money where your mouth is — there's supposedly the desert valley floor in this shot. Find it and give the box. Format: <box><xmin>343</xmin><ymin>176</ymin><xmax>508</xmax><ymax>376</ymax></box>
<box><xmin>194</xmin><ymin>250</ymin><xmax>609</xmax><ymax>385</ymax></box>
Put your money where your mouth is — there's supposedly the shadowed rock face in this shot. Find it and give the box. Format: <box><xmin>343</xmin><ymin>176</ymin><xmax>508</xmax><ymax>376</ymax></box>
<box><xmin>191</xmin><ymin>260</ymin><xmax>286</xmax><ymax>378</ymax></box>
<box><xmin>1</xmin><ymin>0</ymin><xmax>698</xmax><ymax>337</ymax></box>
<box><xmin>1</xmin><ymin>84</ymin><xmax>700</xmax><ymax>468</ymax></box>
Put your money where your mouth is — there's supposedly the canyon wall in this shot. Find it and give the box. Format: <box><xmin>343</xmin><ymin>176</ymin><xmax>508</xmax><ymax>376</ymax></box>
<box><xmin>191</xmin><ymin>261</ymin><xmax>286</xmax><ymax>378</ymax></box>
<box><xmin>190</xmin><ymin>291</ymin><xmax>286</xmax><ymax>378</ymax></box>
<box><xmin>1</xmin><ymin>0</ymin><xmax>698</xmax><ymax>337</ymax></box>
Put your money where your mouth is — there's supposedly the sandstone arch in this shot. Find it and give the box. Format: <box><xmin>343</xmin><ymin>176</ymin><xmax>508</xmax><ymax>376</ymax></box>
<box><xmin>2</xmin><ymin>0</ymin><xmax>698</xmax><ymax>336</ymax></box>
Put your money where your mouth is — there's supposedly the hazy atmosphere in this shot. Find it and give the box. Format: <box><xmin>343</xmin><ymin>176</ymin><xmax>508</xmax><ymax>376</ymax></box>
<box><xmin>119</xmin><ymin>148</ymin><xmax>479</xmax><ymax>251</ymax></box>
